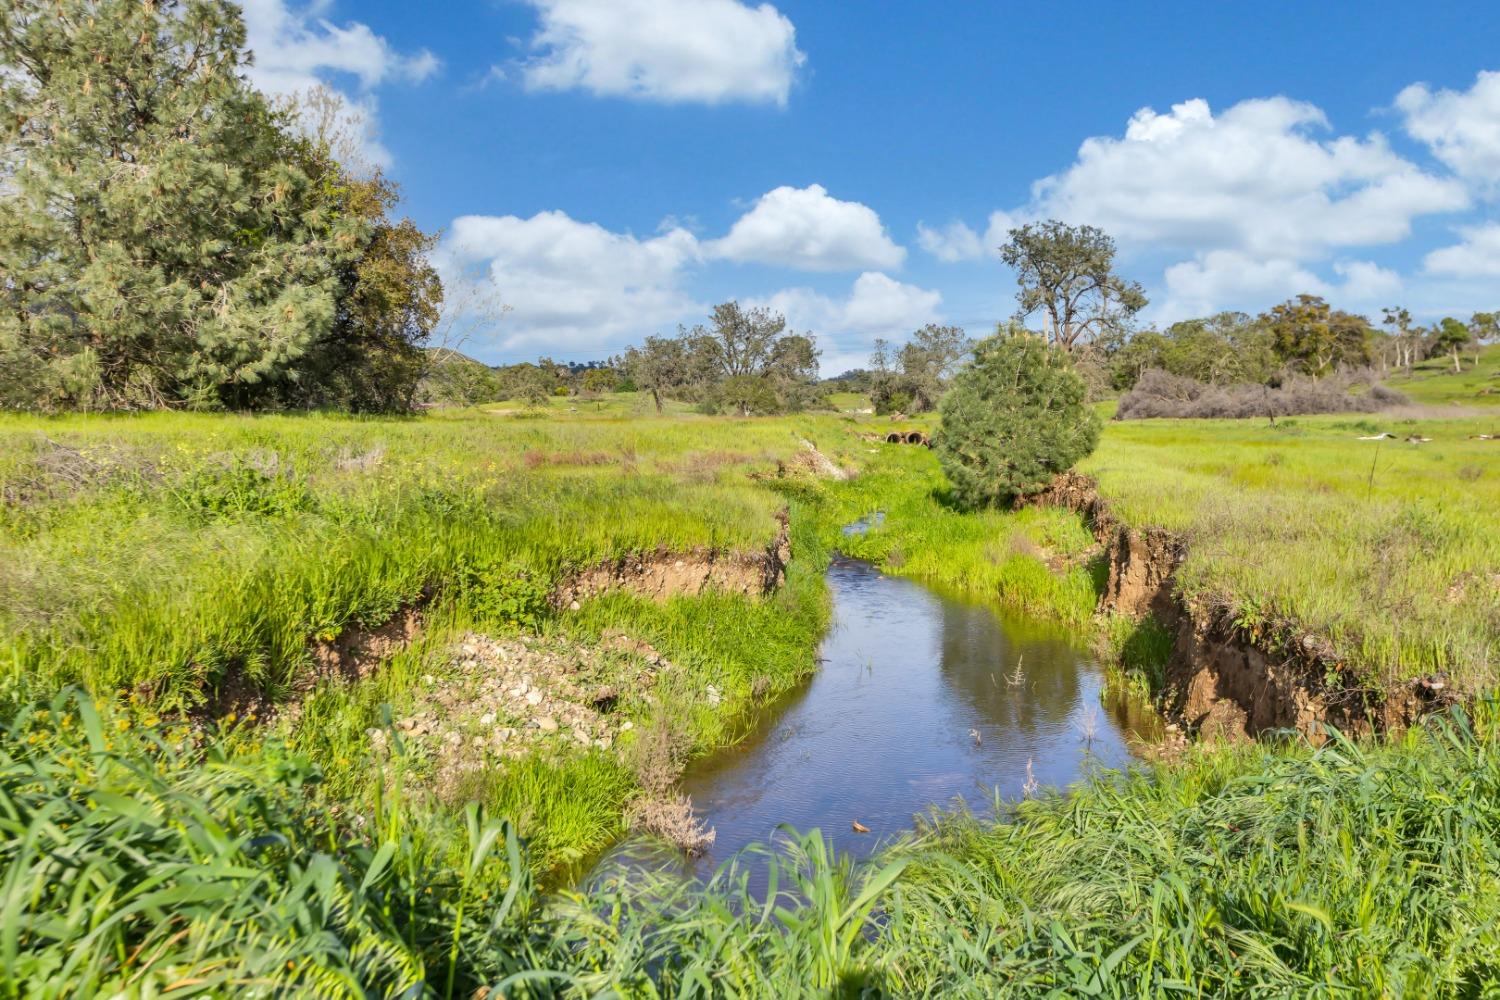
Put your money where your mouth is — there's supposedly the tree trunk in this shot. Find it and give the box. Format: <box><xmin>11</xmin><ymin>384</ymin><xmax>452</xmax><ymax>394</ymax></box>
<box><xmin>1452</xmin><ymin>349</ymin><xmax>1462</xmax><ymax>374</ymax></box>
<box><xmin>651</xmin><ymin>387</ymin><xmax>663</xmax><ymax>413</ymax></box>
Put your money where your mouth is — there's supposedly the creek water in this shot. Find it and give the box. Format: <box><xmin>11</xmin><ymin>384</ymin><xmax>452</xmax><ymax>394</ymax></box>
<box><xmin>590</xmin><ymin>525</ymin><xmax>1144</xmax><ymax>880</ymax></box>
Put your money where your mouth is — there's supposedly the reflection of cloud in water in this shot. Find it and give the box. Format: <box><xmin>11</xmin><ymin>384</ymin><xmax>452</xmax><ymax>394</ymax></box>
<box><xmin>664</xmin><ymin>556</ymin><xmax>1138</xmax><ymax>875</ymax></box>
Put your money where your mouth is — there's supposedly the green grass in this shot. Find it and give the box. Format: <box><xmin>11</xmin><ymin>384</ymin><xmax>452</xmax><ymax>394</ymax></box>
<box><xmin>824</xmin><ymin>390</ymin><xmax>873</xmax><ymax>412</ymax></box>
<box><xmin>816</xmin><ymin>442</ymin><xmax>1101</xmax><ymax>626</ymax></box>
<box><xmin>0</xmin><ymin>406</ymin><xmax>865</xmax><ymax>871</ymax></box>
<box><xmin>1085</xmin><ymin>412</ymin><xmax>1499</xmax><ymax>686</ymax></box>
<box><xmin>4</xmin><ymin>393</ymin><xmax>1500</xmax><ymax>994</ymax></box>
<box><xmin>1386</xmin><ymin>342</ymin><xmax>1500</xmax><ymax>407</ymax></box>
<box><xmin>10</xmin><ymin>687</ymin><xmax>1500</xmax><ymax>996</ymax></box>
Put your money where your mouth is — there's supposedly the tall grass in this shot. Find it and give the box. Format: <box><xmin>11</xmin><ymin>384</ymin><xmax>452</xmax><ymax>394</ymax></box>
<box><xmin>9</xmin><ymin>688</ymin><xmax>1499</xmax><ymax>996</ymax></box>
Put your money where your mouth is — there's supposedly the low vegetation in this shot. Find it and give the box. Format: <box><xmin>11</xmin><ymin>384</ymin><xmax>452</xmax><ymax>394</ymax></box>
<box><xmin>7</xmin><ymin>2</ymin><xmax>1500</xmax><ymax>994</ymax></box>
<box><xmin>1388</xmin><ymin>342</ymin><xmax>1500</xmax><ymax>407</ymax></box>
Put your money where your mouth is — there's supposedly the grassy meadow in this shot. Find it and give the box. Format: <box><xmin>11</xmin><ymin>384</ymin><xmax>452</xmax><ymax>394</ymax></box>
<box><xmin>2</xmin><ymin>371</ymin><xmax>1499</xmax><ymax>995</ymax></box>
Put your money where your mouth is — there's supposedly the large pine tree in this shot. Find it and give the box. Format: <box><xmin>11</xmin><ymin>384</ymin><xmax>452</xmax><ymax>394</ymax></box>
<box><xmin>0</xmin><ymin>0</ymin><xmax>402</xmax><ymax>409</ymax></box>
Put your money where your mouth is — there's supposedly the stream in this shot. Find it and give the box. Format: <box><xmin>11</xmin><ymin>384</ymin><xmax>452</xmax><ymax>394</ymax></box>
<box><xmin>590</xmin><ymin>527</ymin><xmax>1144</xmax><ymax>879</ymax></box>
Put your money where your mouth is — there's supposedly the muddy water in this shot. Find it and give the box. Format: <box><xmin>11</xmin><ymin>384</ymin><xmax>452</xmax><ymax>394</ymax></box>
<box><xmin>667</xmin><ymin>550</ymin><xmax>1138</xmax><ymax>869</ymax></box>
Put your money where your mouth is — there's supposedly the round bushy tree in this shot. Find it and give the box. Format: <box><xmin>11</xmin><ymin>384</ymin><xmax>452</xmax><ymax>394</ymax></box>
<box><xmin>934</xmin><ymin>332</ymin><xmax>1100</xmax><ymax>508</ymax></box>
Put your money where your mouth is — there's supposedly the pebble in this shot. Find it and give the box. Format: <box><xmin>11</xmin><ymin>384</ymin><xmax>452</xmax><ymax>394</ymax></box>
<box><xmin>536</xmin><ymin>716</ymin><xmax>558</xmax><ymax>731</ymax></box>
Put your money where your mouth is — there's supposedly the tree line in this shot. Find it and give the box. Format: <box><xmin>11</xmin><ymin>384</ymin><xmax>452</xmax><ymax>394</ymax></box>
<box><xmin>614</xmin><ymin>302</ymin><xmax>820</xmax><ymax>415</ymax></box>
<box><xmin>981</xmin><ymin>221</ymin><xmax>1496</xmax><ymax>397</ymax></box>
<box><xmin>1</xmin><ymin>0</ymin><xmax>442</xmax><ymax>412</ymax></box>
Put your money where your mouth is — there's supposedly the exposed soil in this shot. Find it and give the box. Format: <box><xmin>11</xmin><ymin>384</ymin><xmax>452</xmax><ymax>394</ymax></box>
<box><xmin>306</xmin><ymin>605</ymin><xmax>424</xmax><ymax>688</ymax></box>
<box><xmin>795</xmin><ymin>438</ymin><xmax>853</xmax><ymax>480</ymax></box>
<box><xmin>552</xmin><ymin>510</ymin><xmax>791</xmax><ymax>606</ymax></box>
<box><xmin>1035</xmin><ymin>471</ymin><xmax>1456</xmax><ymax>743</ymax></box>
<box><xmin>381</xmin><ymin>630</ymin><xmax>663</xmax><ymax>798</ymax></box>
<box><xmin>203</xmin><ymin>602</ymin><xmax>426</xmax><ymax>724</ymax></box>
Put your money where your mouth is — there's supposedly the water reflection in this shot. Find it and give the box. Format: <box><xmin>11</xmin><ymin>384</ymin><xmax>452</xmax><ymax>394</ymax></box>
<box><xmin>673</xmin><ymin>555</ymin><xmax>1135</xmax><ymax>868</ymax></box>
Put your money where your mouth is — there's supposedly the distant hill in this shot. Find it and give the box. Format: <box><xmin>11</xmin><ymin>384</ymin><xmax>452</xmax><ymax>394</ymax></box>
<box><xmin>419</xmin><ymin>348</ymin><xmax>502</xmax><ymax>406</ymax></box>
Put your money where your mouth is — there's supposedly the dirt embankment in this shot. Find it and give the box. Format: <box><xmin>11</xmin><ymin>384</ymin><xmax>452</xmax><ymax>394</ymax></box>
<box><xmin>1034</xmin><ymin>472</ymin><xmax>1452</xmax><ymax>742</ymax></box>
<box><xmin>552</xmin><ymin>510</ymin><xmax>792</xmax><ymax>607</ymax></box>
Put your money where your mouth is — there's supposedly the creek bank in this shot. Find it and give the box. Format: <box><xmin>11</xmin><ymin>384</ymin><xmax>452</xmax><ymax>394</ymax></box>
<box><xmin>1031</xmin><ymin>471</ymin><xmax>1455</xmax><ymax>742</ymax></box>
<box><xmin>551</xmin><ymin>511</ymin><xmax>791</xmax><ymax>607</ymax></box>
<box><xmin>200</xmin><ymin>600</ymin><xmax>428</xmax><ymax>724</ymax></box>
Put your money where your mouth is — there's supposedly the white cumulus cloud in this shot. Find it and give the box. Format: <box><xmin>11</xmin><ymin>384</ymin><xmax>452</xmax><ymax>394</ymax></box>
<box><xmin>1424</xmin><ymin>223</ymin><xmax>1500</xmax><ymax>278</ymax></box>
<box><xmin>520</xmin><ymin>0</ymin><xmax>804</xmax><ymax>106</ymax></box>
<box><xmin>750</xmin><ymin>272</ymin><xmax>942</xmax><ymax>376</ymax></box>
<box><xmin>436</xmin><ymin>212</ymin><xmax>704</xmax><ymax>355</ymax></box>
<box><xmin>709</xmin><ymin>184</ymin><xmax>906</xmax><ymax>271</ymax></box>
<box><xmin>1026</xmin><ymin>96</ymin><xmax>1466</xmax><ymax>259</ymax></box>
<box><xmin>1159</xmin><ymin>251</ymin><xmax>1401</xmax><ymax>319</ymax></box>
<box><xmin>240</xmin><ymin>0</ymin><xmax>438</xmax><ymax>169</ymax></box>
<box><xmin>1397</xmin><ymin>71</ymin><xmax>1500</xmax><ymax>188</ymax></box>
<box><xmin>915</xmin><ymin>211</ymin><xmax>1016</xmax><ymax>262</ymax></box>
<box><xmin>916</xmin><ymin>221</ymin><xmax>983</xmax><ymax>263</ymax></box>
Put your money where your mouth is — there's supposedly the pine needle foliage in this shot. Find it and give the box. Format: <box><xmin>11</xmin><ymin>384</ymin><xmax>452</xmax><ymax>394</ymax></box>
<box><xmin>935</xmin><ymin>332</ymin><xmax>1101</xmax><ymax>508</ymax></box>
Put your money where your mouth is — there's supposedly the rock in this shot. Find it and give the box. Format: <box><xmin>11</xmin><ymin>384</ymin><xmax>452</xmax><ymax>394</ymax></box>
<box><xmin>569</xmin><ymin>600</ymin><xmax>581</xmax><ymax>611</ymax></box>
<box><xmin>620</xmin><ymin>720</ymin><xmax>634</xmax><ymax>732</ymax></box>
<box><xmin>536</xmin><ymin>716</ymin><xmax>558</xmax><ymax>732</ymax></box>
<box><xmin>479</xmin><ymin>712</ymin><xmax>495</xmax><ymax>726</ymax></box>
<box><xmin>525</xmin><ymin>690</ymin><xmax>543</xmax><ymax>706</ymax></box>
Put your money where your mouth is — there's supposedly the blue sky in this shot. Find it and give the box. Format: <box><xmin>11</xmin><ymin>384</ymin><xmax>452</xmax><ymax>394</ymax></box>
<box><xmin>241</xmin><ymin>0</ymin><xmax>1500</xmax><ymax>373</ymax></box>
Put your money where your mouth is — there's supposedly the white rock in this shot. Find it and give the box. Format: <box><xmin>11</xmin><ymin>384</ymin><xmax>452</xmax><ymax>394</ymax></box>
<box><xmin>479</xmin><ymin>712</ymin><xmax>495</xmax><ymax>726</ymax></box>
<box><xmin>536</xmin><ymin>716</ymin><xmax>558</xmax><ymax>732</ymax></box>
<box><xmin>525</xmin><ymin>690</ymin><xmax>543</xmax><ymax>706</ymax></box>
<box><xmin>620</xmin><ymin>721</ymin><xmax>634</xmax><ymax>732</ymax></box>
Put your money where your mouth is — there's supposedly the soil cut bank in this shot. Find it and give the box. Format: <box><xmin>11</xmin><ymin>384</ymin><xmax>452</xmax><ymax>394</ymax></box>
<box><xmin>552</xmin><ymin>511</ymin><xmax>792</xmax><ymax>607</ymax></box>
<box><xmin>1033</xmin><ymin>472</ymin><xmax>1458</xmax><ymax>741</ymax></box>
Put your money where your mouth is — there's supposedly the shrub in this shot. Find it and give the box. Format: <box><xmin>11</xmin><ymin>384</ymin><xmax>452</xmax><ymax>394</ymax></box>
<box><xmin>1116</xmin><ymin>368</ymin><xmax>1409</xmax><ymax>420</ymax></box>
<box><xmin>934</xmin><ymin>333</ymin><xmax>1100</xmax><ymax>508</ymax></box>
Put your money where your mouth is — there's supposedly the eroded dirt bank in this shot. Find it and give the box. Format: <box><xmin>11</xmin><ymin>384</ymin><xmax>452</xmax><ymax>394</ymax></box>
<box><xmin>552</xmin><ymin>510</ymin><xmax>791</xmax><ymax>607</ymax></box>
<box><xmin>1034</xmin><ymin>472</ymin><xmax>1452</xmax><ymax>742</ymax></box>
